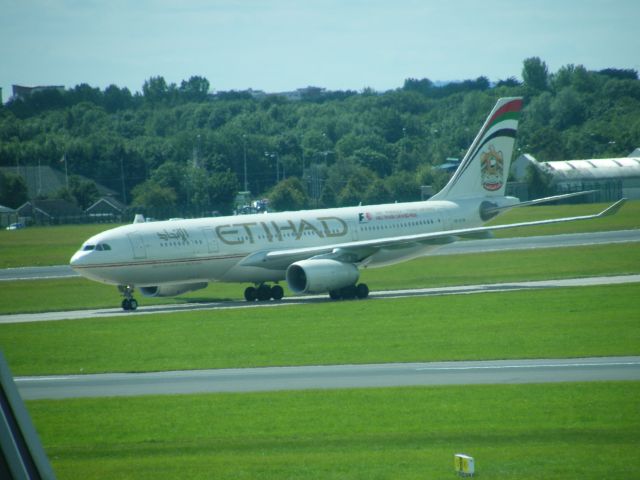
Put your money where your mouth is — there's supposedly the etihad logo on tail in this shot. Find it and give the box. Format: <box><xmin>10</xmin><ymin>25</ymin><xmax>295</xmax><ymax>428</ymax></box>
<box><xmin>480</xmin><ymin>145</ymin><xmax>504</xmax><ymax>191</ymax></box>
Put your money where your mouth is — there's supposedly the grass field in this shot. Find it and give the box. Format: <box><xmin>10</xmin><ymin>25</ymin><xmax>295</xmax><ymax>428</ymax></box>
<box><xmin>0</xmin><ymin>223</ymin><xmax>120</xmax><ymax>268</ymax></box>
<box><xmin>3</xmin><ymin>283</ymin><xmax>639</xmax><ymax>375</ymax></box>
<box><xmin>488</xmin><ymin>199</ymin><xmax>639</xmax><ymax>237</ymax></box>
<box><xmin>26</xmin><ymin>382</ymin><xmax>639</xmax><ymax>480</ymax></box>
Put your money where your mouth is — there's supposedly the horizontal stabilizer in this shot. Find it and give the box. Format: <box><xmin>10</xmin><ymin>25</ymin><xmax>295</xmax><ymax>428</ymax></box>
<box><xmin>483</xmin><ymin>190</ymin><xmax>599</xmax><ymax>217</ymax></box>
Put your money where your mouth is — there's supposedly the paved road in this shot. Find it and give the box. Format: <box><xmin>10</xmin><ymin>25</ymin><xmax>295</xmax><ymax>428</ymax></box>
<box><xmin>2</xmin><ymin>229</ymin><xmax>638</xmax><ymax>282</ymax></box>
<box><xmin>16</xmin><ymin>356</ymin><xmax>640</xmax><ymax>400</ymax></box>
<box><xmin>2</xmin><ymin>274</ymin><xmax>639</xmax><ymax>325</ymax></box>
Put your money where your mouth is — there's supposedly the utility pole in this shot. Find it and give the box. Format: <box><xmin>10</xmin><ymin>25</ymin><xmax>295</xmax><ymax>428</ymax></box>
<box><xmin>120</xmin><ymin>157</ymin><xmax>127</xmax><ymax>204</ymax></box>
<box><xmin>63</xmin><ymin>153</ymin><xmax>69</xmax><ymax>190</ymax></box>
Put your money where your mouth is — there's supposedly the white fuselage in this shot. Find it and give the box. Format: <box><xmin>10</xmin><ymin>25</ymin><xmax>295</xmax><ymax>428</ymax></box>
<box><xmin>70</xmin><ymin>198</ymin><xmax>502</xmax><ymax>288</ymax></box>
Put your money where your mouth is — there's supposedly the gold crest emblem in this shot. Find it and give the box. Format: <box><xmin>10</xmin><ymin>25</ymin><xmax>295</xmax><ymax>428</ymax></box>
<box><xmin>480</xmin><ymin>145</ymin><xmax>504</xmax><ymax>191</ymax></box>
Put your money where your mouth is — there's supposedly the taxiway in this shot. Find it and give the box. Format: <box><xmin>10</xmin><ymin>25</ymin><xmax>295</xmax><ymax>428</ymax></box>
<box><xmin>16</xmin><ymin>356</ymin><xmax>640</xmax><ymax>400</ymax></box>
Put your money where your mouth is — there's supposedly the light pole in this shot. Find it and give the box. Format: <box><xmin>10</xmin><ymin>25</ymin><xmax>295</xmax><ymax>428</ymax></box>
<box><xmin>120</xmin><ymin>157</ymin><xmax>127</xmax><ymax>204</ymax></box>
<box><xmin>242</xmin><ymin>135</ymin><xmax>248</xmax><ymax>192</ymax></box>
<box><xmin>265</xmin><ymin>152</ymin><xmax>280</xmax><ymax>183</ymax></box>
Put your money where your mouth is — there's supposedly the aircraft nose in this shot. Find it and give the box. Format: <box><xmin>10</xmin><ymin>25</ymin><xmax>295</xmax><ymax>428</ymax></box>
<box><xmin>69</xmin><ymin>250</ymin><xmax>87</xmax><ymax>268</ymax></box>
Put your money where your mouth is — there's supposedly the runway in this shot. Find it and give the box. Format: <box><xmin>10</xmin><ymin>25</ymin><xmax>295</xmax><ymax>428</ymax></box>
<box><xmin>2</xmin><ymin>274</ymin><xmax>639</xmax><ymax>324</ymax></box>
<box><xmin>16</xmin><ymin>356</ymin><xmax>640</xmax><ymax>400</ymax></box>
<box><xmin>1</xmin><ymin>229</ymin><xmax>638</xmax><ymax>282</ymax></box>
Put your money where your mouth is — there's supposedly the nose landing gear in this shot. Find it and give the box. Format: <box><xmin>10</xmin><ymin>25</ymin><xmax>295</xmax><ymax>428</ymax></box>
<box><xmin>118</xmin><ymin>285</ymin><xmax>138</xmax><ymax>311</ymax></box>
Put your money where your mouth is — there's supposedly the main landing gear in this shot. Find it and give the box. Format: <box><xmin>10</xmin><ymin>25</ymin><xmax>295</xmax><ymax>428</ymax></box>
<box><xmin>118</xmin><ymin>285</ymin><xmax>138</xmax><ymax>311</ymax></box>
<box><xmin>242</xmin><ymin>282</ymin><xmax>370</xmax><ymax>302</ymax></box>
<box><xmin>329</xmin><ymin>283</ymin><xmax>369</xmax><ymax>301</ymax></box>
<box><xmin>244</xmin><ymin>284</ymin><xmax>284</xmax><ymax>302</ymax></box>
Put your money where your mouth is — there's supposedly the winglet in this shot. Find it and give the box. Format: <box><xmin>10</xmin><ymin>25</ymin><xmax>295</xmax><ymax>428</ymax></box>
<box><xmin>598</xmin><ymin>198</ymin><xmax>627</xmax><ymax>217</ymax></box>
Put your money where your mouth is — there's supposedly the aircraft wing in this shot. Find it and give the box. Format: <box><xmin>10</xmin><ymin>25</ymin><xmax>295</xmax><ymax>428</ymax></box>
<box><xmin>239</xmin><ymin>199</ymin><xmax>626</xmax><ymax>270</ymax></box>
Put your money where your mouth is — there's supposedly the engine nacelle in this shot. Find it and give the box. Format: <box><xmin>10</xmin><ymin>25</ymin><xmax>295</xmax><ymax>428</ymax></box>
<box><xmin>139</xmin><ymin>282</ymin><xmax>208</xmax><ymax>297</ymax></box>
<box><xmin>286</xmin><ymin>259</ymin><xmax>359</xmax><ymax>294</ymax></box>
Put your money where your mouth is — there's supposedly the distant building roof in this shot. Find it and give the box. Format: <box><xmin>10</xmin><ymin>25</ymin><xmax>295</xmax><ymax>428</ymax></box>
<box><xmin>438</xmin><ymin>158</ymin><xmax>461</xmax><ymax>172</ymax></box>
<box><xmin>17</xmin><ymin>199</ymin><xmax>84</xmax><ymax>219</ymax></box>
<box><xmin>0</xmin><ymin>205</ymin><xmax>16</xmax><ymax>214</ymax></box>
<box><xmin>542</xmin><ymin>157</ymin><xmax>640</xmax><ymax>181</ymax></box>
<box><xmin>512</xmin><ymin>152</ymin><xmax>640</xmax><ymax>183</ymax></box>
<box><xmin>11</xmin><ymin>84</ymin><xmax>64</xmax><ymax>100</ymax></box>
<box><xmin>86</xmin><ymin>196</ymin><xmax>126</xmax><ymax>214</ymax></box>
<box><xmin>0</xmin><ymin>166</ymin><xmax>118</xmax><ymax>200</ymax></box>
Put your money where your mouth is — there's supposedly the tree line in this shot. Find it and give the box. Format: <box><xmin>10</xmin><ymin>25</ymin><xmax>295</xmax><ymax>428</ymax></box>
<box><xmin>0</xmin><ymin>58</ymin><xmax>638</xmax><ymax>218</ymax></box>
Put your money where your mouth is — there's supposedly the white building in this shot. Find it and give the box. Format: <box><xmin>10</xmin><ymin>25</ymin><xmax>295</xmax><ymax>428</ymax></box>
<box><xmin>512</xmin><ymin>151</ymin><xmax>640</xmax><ymax>201</ymax></box>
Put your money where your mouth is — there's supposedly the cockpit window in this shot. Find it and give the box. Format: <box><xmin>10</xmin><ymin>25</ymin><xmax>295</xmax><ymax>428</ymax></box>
<box><xmin>83</xmin><ymin>245</ymin><xmax>96</xmax><ymax>251</ymax></box>
<box><xmin>95</xmin><ymin>243</ymin><xmax>112</xmax><ymax>251</ymax></box>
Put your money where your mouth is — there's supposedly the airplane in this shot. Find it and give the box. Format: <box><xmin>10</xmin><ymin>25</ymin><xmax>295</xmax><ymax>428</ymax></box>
<box><xmin>70</xmin><ymin>97</ymin><xmax>626</xmax><ymax>310</ymax></box>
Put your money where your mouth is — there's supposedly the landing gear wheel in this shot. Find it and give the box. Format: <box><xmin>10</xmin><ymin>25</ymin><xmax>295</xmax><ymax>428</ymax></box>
<box><xmin>356</xmin><ymin>283</ymin><xmax>369</xmax><ymax>299</ymax></box>
<box><xmin>119</xmin><ymin>285</ymin><xmax>138</xmax><ymax>311</ymax></box>
<box><xmin>244</xmin><ymin>286</ymin><xmax>257</xmax><ymax>302</ymax></box>
<box><xmin>340</xmin><ymin>285</ymin><xmax>358</xmax><ymax>300</ymax></box>
<box><xmin>329</xmin><ymin>283</ymin><xmax>369</xmax><ymax>301</ymax></box>
<box><xmin>121</xmin><ymin>298</ymin><xmax>138</xmax><ymax>311</ymax></box>
<box><xmin>271</xmin><ymin>285</ymin><xmax>284</xmax><ymax>300</ymax></box>
<box><xmin>257</xmin><ymin>284</ymin><xmax>272</xmax><ymax>301</ymax></box>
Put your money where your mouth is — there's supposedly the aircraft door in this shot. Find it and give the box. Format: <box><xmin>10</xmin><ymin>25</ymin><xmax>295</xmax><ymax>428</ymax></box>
<box><xmin>128</xmin><ymin>233</ymin><xmax>147</xmax><ymax>259</ymax></box>
<box><xmin>348</xmin><ymin>219</ymin><xmax>359</xmax><ymax>241</ymax></box>
<box><xmin>202</xmin><ymin>228</ymin><xmax>219</xmax><ymax>253</ymax></box>
<box><xmin>436</xmin><ymin>207</ymin><xmax>450</xmax><ymax>231</ymax></box>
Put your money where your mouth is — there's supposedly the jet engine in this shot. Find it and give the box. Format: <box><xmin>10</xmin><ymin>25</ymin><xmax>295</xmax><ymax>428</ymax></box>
<box><xmin>139</xmin><ymin>282</ymin><xmax>208</xmax><ymax>297</ymax></box>
<box><xmin>286</xmin><ymin>259</ymin><xmax>359</xmax><ymax>294</ymax></box>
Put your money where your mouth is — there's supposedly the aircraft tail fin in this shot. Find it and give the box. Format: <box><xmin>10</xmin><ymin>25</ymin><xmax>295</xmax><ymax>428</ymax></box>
<box><xmin>431</xmin><ymin>97</ymin><xmax>523</xmax><ymax>201</ymax></box>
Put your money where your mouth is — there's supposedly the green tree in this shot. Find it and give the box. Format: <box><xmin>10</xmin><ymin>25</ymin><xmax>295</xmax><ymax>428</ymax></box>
<box><xmin>0</xmin><ymin>170</ymin><xmax>28</xmax><ymax>208</ymax></box>
<box><xmin>526</xmin><ymin>91</ymin><xmax>553</xmax><ymax>126</ymax></box>
<box><xmin>551</xmin><ymin>88</ymin><xmax>586</xmax><ymax>129</ymax></box>
<box><xmin>208</xmin><ymin>169</ymin><xmax>240</xmax><ymax>214</ymax></box>
<box><xmin>362</xmin><ymin>178</ymin><xmax>392</xmax><ymax>205</ymax></box>
<box><xmin>269</xmin><ymin>177</ymin><xmax>308</xmax><ymax>211</ymax></box>
<box><xmin>416</xmin><ymin>164</ymin><xmax>449</xmax><ymax>192</ymax></box>
<box><xmin>522</xmin><ymin>57</ymin><xmax>549</xmax><ymax>92</ymax></box>
<box><xmin>103</xmin><ymin>85</ymin><xmax>134</xmax><ymax>112</ymax></box>
<box><xmin>179</xmin><ymin>76</ymin><xmax>210</xmax><ymax>102</ymax></box>
<box><xmin>57</xmin><ymin>175</ymin><xmax>100</xmax><ymax>209</ymax></box>
<box><xmin>150</xmin><ymin>162</ymin><xmax>188</xmax><ymax>208</ymax></box>
<box><xmin>142</xmin><ymin>76</ymin><xmax>170</xmax><ymax>104</ymax></box>
<box><xmin>384</xmin><ymin>171</ymin><xmax>420</xmax><ymax>202</ymax></box>
<box><xmin>130</xmin><ymin>181</ymin><xmax>178</xmax><ymax>219</ymax></box>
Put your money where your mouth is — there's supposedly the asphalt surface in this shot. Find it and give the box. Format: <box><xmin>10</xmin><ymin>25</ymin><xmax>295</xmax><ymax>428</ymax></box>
<box><xmin>2</xmin><ymin>229</ymin><xmax>638</xmax><ymax>282</ymax></box>
<box><xmin>16</xmin><ymin>357</ymin><xmax>640</xmax><ymax>400</ymax></box>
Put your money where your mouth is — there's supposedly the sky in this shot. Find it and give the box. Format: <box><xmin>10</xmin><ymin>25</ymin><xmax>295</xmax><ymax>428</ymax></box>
<box><xmin>1</xmin><ymin>0</ymin><xmax>639</xmax><ymax>102</ymax></box>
